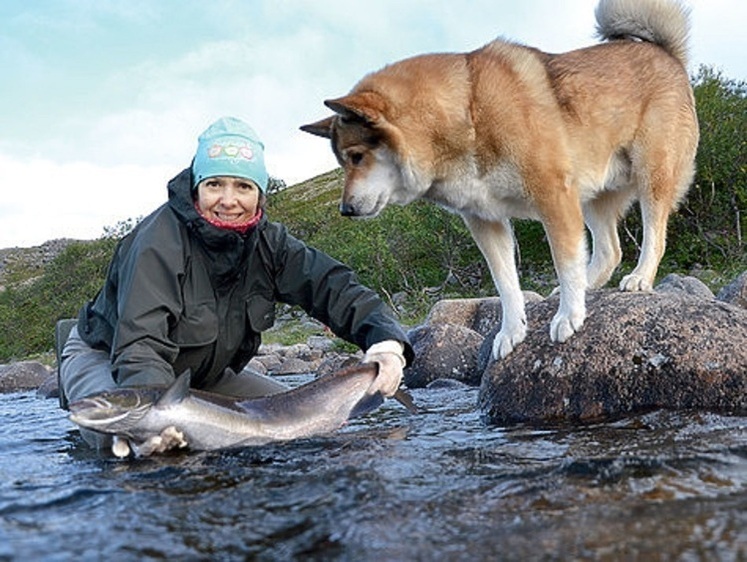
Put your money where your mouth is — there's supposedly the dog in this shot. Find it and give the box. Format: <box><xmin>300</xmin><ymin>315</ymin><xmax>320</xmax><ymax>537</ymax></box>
<box><xmin>301</xmin><ymin>0</ymin><xmax>699</xmax><ymax>360</ymax></box>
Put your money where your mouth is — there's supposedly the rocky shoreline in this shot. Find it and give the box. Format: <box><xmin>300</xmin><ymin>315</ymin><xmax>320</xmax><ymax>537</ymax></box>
<box><xmin>2</xmin><ymin>270</ymin><xmax>747</xmax><ymax>425</ymax></box>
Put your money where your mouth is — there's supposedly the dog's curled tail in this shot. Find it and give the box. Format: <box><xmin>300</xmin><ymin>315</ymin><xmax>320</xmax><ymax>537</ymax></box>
<box><xmin>595</xmin><ymin>0</ymin><xmax>691</xmax><ymax>67</ymax></box>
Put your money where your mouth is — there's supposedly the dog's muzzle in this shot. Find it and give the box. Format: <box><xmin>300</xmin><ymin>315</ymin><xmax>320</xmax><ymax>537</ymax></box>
<box><xmin>340</xmin><ymin>202</ymin><xmax>358</xmax><ymax>217</ymax></box>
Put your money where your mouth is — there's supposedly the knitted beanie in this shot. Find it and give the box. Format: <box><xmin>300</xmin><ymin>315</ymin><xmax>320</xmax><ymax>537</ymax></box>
<box><xmin>192</xmin><ymin>117</ymin><xmax>268</xmax><ymax>192</ymax></box>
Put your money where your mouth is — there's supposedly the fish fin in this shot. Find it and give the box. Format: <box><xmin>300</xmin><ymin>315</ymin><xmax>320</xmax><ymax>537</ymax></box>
<box><xmin>156</xmin><ymin>370</ymin><xmax>192</xmax><ymax>406</ymax></box>
<box><xmin>349</xmin><ymin>391</ymin><xmax>385</xmax><ymax>419</ymax></box>
<box><xmin>131</xmin><ymin>426</ymin><xmax>188</xmax><ymax>457</ymax></box>
<box><xmin>393</xmin><ymin>389</ymin><xmax>419</xmax><ymax>414</ymax></box>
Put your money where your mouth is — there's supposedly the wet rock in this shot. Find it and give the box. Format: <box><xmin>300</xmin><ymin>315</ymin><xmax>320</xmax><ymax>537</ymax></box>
<box><xmin>0</xmin><ymin>361</ymin><xmax>52</xmax><ymax>393</ymax></box>
<box><xmin>479</xmin><ymin>289</ymin><xmax>747</xmax><ymax>425</ymax></box>
<box><xmin>36</xmin><ymin>373</ymin><xmax>60</xmax><ymax>399</ymax></box>
<box><xmin>426</xmin><ymin>378</ymin><xmax>471</xmax><ymax>390</ymax></box>
<box><xmin>717</xmin><ymin>270</ymin><xmax>747</xmax><ymax>309</ymax></box>
<box><xmin>404</xmin><ymin>322</ymin><xmax>484</xmax><ymax>388</ymax></box>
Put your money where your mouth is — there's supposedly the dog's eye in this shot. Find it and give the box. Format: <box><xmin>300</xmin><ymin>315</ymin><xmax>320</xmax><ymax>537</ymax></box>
<box><xmin>348</xmin><ymin>152</ymin><xmax>363</xmax><ymax>166</ymax></box>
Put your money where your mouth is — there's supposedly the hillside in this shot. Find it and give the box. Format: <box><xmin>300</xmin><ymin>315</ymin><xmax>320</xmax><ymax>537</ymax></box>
<box><xmin>0</xmin><ymin>239</ymin><xmax>80</xmax><ymax>290</ymax></box>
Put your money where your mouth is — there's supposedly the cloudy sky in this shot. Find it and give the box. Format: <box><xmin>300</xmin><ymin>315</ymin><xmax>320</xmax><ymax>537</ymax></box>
<box><xmin>1</xmin><ymin>0</ymin><xmax>744</xmax><ymax>248</ymax></box>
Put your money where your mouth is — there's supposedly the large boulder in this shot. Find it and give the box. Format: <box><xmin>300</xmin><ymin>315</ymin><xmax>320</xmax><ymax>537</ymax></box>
<box><xmin>404</xmin><ymin>323</ymin><xmax>484</xmax><ymax>387</ymax></box>
<box><xmin>479</xmin><ymin>289</ymin><xmax>747</xmax><ymax>425</ymax></box>
<box><xmin>655</xmin><ymin>272</ymin><xmax>714</xmax><ymax>299</ymax></box>
<box><xmin>404</xmin><ymin>292</ymin><xmax>542</xmax><ymax>387</ymax></box>
<box><xmin>0</xmin><ymin>361</ymin><xmax>52</xmax><ymax>393</ymax></box>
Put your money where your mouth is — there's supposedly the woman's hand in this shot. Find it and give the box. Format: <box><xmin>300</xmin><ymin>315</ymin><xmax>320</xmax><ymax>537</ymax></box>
<box><xmin>363</xmin><ymin>340</ymin><xmax>407</xmax><ymax>398</ymax></box>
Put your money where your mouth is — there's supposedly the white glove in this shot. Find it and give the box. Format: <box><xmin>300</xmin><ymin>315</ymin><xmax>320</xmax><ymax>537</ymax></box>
<box><xmin>362</xmin><ymin>340</ymin><xmax>406</xmax><ymax>398</ymax></box>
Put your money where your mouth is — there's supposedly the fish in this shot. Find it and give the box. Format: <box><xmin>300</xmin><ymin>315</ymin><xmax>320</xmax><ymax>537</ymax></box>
<box><xmin>68</xmin><ymin>363</ymin><xmax>417</xmax><ymax>456</ymax></box>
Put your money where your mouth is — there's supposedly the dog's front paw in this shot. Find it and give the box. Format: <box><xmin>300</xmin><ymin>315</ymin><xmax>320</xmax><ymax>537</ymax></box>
<box><xmin>550</xmin><ymin>310</ymin><xmax>585</xmax><ymax>343</ymax></box>
<box><xmin>492</xmin><ymin>325</ymin><xmax>527</xmax><ymax>360</ymax></box>
<box><xmin>619</xmin><ymin>274</ymin><xmax>652</xmax><ymax>292</ymax></box>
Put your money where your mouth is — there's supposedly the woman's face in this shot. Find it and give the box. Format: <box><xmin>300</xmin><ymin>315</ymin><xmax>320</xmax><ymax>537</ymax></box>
<box><xmin>196</xmin><ymin>176</ymin><xmax>260</xmax><ymax>223</ymax></box>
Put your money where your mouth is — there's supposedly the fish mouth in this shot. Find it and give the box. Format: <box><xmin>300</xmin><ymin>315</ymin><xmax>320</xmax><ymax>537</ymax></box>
<box><xmin>69</xmin><ymin>409</ymin><xmax>132</xmax><ymax>428</ymax></box>
<box><xmin>68</xmin><ymin>396</ymin><xmax>146</xmax><ymax>431</ymax></box>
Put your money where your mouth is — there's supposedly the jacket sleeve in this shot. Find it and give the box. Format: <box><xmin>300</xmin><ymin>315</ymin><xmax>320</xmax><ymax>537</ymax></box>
<box><xmin>109</xmin><ymin>226</ymin><xmax>186</xmax><ymax>387</ymax></box>
<box><xmin>262</xmin><ymin>223</ymin><xmax>413</xmax><ymax>365</ymax></box>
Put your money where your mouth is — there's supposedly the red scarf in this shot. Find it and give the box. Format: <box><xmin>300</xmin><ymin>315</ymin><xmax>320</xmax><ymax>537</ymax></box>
<box><xmin>195</xmin><ymin>203</ymin><xmax>263</xmax><ymax>235</ymax></box>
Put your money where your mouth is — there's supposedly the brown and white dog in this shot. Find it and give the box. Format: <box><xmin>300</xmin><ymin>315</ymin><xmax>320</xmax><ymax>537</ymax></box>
<box><xmin>301</xmin><ymin>0</ymin><xmax>699</xmax><ymax>360</ymax></box>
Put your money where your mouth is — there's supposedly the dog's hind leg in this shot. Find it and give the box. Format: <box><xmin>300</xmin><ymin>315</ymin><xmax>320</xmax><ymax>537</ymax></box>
<box><xmin>584</xmin><ymin>189</ymin><xmax>635</xmax><ymax>288</ymax></box>
<box><xmin>619</xmin><ymin>91</ymin><xmax>698</xmax><ymax>292</ymax></box>
<box><xmin>462</xmin><ymin>216</ymin><xmax>526</xmax><ymax>359</ymax></box>
<box><xmin>619</xmin><ymin>151</ymin><xmax>693</xmax><ymax>291</ymax></box>
<box><xmin>619</xmin><ymin>193</ymin><xmax>671</xmax><ymax>292</ymax></box>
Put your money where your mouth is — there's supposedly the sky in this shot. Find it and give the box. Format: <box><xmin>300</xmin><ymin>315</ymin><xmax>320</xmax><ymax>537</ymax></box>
<box><xmin>1</xmin><ymin>0</ymin><xmax>745</xmax><ymax>248</ymax></box>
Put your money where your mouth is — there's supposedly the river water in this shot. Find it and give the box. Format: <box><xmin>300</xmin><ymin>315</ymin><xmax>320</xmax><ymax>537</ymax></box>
<box><xmin>1</xmin><ymin>374</ymin><xmax>746</xmax><ymax>561</ymax></box>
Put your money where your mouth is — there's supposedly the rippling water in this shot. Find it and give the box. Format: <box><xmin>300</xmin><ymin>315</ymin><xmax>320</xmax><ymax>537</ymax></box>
<box><xmin>1</xmin><ymin>375</ymin><xmax>746</xmax><ymax>561</ymax></box>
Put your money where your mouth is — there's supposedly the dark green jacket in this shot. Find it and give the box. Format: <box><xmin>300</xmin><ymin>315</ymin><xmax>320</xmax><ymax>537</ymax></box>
<box><xmin>77</xmin><ymin>168</ymin><xmax>412</xmax><ymax>388</ymax></box>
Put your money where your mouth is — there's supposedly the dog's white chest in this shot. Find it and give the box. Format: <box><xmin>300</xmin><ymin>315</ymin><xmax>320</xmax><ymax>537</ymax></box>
<box><xmin>427</xmin><ymin>161</ymin><xmax>537</xmax><ymax>221</ymax></box>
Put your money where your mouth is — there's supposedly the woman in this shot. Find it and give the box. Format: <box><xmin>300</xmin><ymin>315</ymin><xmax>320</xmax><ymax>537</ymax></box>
<box><xmin>60</xmin><ymin>117</ymin><xmax>413</xmax><ymax>453</ymax></box>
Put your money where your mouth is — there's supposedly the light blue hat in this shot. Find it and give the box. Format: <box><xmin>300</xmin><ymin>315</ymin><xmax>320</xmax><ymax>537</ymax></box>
<box><xmin>192</xmin><ymin>117</ymin><xmax>268</xmax><ymax>192</ymax></box>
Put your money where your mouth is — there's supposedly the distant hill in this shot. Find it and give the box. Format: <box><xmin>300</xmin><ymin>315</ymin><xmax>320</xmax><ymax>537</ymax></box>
<box><xmin>0</xmin><ymin>239</ymin><xmax>82</xmax><ymax>290</ymax></box>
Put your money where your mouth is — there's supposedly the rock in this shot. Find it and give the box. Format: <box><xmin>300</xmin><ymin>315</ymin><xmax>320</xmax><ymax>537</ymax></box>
<box><xmin>479</xmin><ymin>290</ymin><xmax>747</xmax><ymax>425</ymax></box>
<box><xmin>426</xmin><ymin>378</ymin><xmax>471</xmax><ymax>390</ymax></box>
<box><xmin>246</xmin><ymin>358</ymin><xmax>269</xmax><ymax>375</ymax></box>
<box><xmin>655</xmin><ymin>273</ymin><xmax>714</xmax><ymax>299</ymax></box>
<box><xmin>269</xmin><ymin>357</ymin><xmax>316</xmax><ymax>375</ymax></box>
<box><xmin>251</xmin><ymin>353</ymin><xmax>283</xmax><ymax>372</ymax></box>
<box><xmin>717</xmin><ymin>270</ymin><xmax>747</xmax><ymax>309</ymax></box>
<box><xmin>0</xmin><ymin>361</ymin><xmax>52</xmax><ymax>393</ymax></box>
<box><xmin>36</xmin><ymin>373</ymin><xmax>60</xmax><ymax>399</ymax></box>
<box><xmin>307</xmin><ymin>335</ymin><xmax>336</xmax><ymax>353</ymax></box>
<box><xmin>316</xmin><ymin>353</ymin><xmax>362</xmax><ymax>377</ymax></box>
<box><xmin>425</xmin><ymin>292</ymin><xmax>543</xmax><ymax>337</ymax></box>
<box><xmin>404</xmin><ymin>323</ymin><xmax>484</xmax><ymax>388</ymax></box>
<box><xmin>279</xmin><ymin>343</ymin><xmax>311</xmax><ymax>359</ymax></box>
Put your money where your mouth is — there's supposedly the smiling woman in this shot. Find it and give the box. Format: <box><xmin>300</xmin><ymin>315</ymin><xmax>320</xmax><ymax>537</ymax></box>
<box><xmin>57</xmin><ymin>115</ymin><xmax>413</xmax><ymax>457</ymax></box>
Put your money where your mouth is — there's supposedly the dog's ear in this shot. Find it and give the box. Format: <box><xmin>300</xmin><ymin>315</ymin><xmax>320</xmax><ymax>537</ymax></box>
<box><xmin>324</xmin><ymin>92</ymin><xmax>385</xmax><ymax>127</ymax></box>
<box><xmin>300</xmin><ymin>116</ymin><xmax>335</xmax><ymax>139</ymax></box>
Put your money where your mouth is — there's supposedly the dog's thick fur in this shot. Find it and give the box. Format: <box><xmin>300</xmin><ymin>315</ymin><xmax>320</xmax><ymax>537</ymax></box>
<box><xmin>301</xmin><ymin>0</ymin><xmax>699</xmax><ymax>360</ymax></box>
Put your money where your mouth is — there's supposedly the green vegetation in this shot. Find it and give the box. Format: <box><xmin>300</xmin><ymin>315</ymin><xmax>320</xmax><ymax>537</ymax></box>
<box><xmin>0</xmin><ymin>66</ymin><xmax>744</xmax><ymax>362</ymax></box>
<box><xmin>0</xmin><ymin>237</ymin><xmax>117</xmax><ymax>360</ymax></box>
